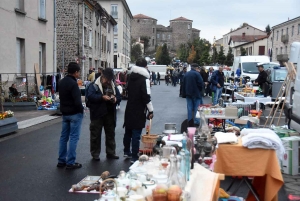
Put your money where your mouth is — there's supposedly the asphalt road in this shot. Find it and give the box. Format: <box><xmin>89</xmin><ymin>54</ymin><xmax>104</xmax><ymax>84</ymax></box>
<box><xmin>0</xmin><ymin>81</ymin><xmax>288</xmax><ymax>201</ymax></box>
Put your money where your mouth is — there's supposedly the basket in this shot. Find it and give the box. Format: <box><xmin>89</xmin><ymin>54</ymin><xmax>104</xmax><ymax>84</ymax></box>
<box><xmin>141</xmin><ymin>119</ymin><xmax>158</xmax><ymax>144</ymax></box>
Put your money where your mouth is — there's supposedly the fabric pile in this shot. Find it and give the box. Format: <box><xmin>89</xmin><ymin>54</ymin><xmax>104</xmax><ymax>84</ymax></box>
<box><xmin>241</xmin><ymin>128</ymin><xmax>285</xmax><ymax>161</ymax></box>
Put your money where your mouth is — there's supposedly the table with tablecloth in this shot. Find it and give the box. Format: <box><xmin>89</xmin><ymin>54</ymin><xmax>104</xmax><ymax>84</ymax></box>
<box><xmin>214</xmin><ymin>138</ymin><xmax>284</xmax><ymax>201</ymax></box>
<box><xmin>234</xmin><ymin>92</ymin><xmax>271</xmax><ymax>104</ymax></box>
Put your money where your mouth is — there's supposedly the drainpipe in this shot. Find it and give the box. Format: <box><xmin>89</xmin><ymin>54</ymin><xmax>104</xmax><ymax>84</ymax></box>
<box><xmin>100</xmin><ymin>13</ymin><xmax>102</xmax><ymax>67</ymax></box>
<box><xmin>82</xmin><ymin>2</ymin><xmax>85</xmax><ymax>80</ymax></box>
<box><xmin>53</xmin><ymin>0</ymin><xmax>57</xmax><ymax>74</ymax></box>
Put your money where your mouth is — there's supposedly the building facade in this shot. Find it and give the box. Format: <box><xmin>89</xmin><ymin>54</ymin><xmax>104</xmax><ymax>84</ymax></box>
<box><xmin>98</xmin><ymin>0</ymin><xmax>133</xmax><ymax>69</ymax></box>
<box><xmin>56</xmin><ymin>0</ymin><xmax>116</xmax><ymax>80</ymax></box>
<box><xmin>222</xmin><ymin>24</ymin><xmax>267</xmax><ymax>55</ymax></box>
<box><xmin>131</xmin><ymin>15</ymin><xmax>200</xmax><ymax>52</ymax></box>
<box><xmin>233</xmin><ymin>36</ymin><xmax>269</xmax><ymax>57</ymax></box>
<box><xmin>131</xmin><ymin>14</ymin><xmax>157</xmax><ymax>52</ymax></box>
<box><xmin>270</xmin><ymin>16</ymin><xmax>300</xmax><ymax>64</ymax></box>
<box><xmin>0</xmin><ymin>0</ymin><xmax>54</xmax><ymax>77</ymax></box>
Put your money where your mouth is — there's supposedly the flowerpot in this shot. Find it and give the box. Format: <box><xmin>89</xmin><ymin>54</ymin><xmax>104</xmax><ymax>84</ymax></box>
<box><xmin>3</xmin><ymin>102</ymin><xmax>36</xmax><ymax>111</ymax></box>
<box><xmin>0</xmin><ymin>117</ymin><xmax>18</xmax><ymax>136</ymax></box>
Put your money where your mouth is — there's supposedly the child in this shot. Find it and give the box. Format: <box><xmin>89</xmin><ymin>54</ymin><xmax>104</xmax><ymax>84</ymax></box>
<box><xmin>116</xmin><ymin>80</ymin><xmax>123</xmax><ymax>109</ymax></box>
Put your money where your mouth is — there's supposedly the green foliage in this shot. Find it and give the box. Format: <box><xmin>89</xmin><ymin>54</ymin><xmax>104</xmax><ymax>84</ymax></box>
<box><xmin>155</xmin><ymin>46</ymin><xmax>162</xmax><ymax>64</ymax></box>
<box><xmin>225</xmin><ymin>47</ymin><xmax>234</xmax><ymax>66</ymax></box>
<box><xmin>211</xmin><ymin>46</ymin><xmax>218</xmax><ymax>64</ymax></box>
<box><xmin>265</xmin><ymin>24</ymin><xmax>271</xmax><ymax>35</ymax></box>
<box><xmin>157</xmin><ymin>44</ymin><xmax>171</xmax><ymax>65</ymax></box>
<box><xmin>187</xmin><ymin>45</ymin><xmax>196</xmax><ymax>64</ymax></box>
<box><xmin>131</xmin><ymin>43</ymin><xmax>143</xmax><ymax>63</ymax></box>
<box><xmin>240</xmin><ymin>47</ymin><xmax>247</xmax><ymax>56</ymax></box>
<box><xmin>140</xmin><ymin>36</ymin><xmax>150</xmax><ymax>53</ymax></box>
<box><xmin>177</xmin><ymin>44</ymin><xmax>189</xmax><ymax>62</ymax></box>
<box><xmin>217</xmin><ymin>46</ymin><xmax>226</xmax><ymax>65</ymax></box>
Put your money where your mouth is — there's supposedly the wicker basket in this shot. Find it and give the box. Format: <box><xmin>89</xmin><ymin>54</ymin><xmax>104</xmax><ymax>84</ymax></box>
<box><xmin>141</xmin><ymin>119</ymin><xmax>158</xmax><ymax>144</ymax></box>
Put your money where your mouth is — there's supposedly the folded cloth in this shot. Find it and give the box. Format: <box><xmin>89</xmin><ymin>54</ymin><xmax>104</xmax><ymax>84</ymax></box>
<box><xmin>242</xmin><ymin>130</ymin><xmax>285</xmax><ymax>161</ymax></box>
<box><xmin>240</xmin><ymin>128</ymin><xmax>274</xmax><ymax>137</ymax></box>
<box><xmin>214</xmin><ymin>132</ymin><xmax>238</xmax><ymax>144</ymax></box>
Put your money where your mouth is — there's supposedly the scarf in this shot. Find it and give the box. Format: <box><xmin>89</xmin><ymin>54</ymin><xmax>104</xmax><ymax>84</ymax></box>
<box><xmin>95</xmin><ymin>76</ymin><xmax>116</xmax><ymax>95</ymax></box>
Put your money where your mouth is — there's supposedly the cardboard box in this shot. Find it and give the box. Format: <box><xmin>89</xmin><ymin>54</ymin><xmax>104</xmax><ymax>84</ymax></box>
<box><xmin>225</xmin><ymin>106</ymin><xmax>238</xmax><ymax>117</ymax></box>
<box><xmin>281</xmin><ymin>136</ymin><xmax>300</xmax><ymax>175</ymax></box>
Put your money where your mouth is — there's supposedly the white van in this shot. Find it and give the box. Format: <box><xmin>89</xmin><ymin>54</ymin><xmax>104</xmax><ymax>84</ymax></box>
<box><xmin>147</xmin><ymin>65</ymin><xmax>167</xmax><ymax>79</ymax></box>
<box><xmin>233</xmin><ymin>56</ymin><xmax>270</xmax><ymax>80</ymax></box>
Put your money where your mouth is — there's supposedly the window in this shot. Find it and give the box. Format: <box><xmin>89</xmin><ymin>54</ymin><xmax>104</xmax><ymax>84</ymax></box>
<box><xmin>188</xmin><ymin>34</ymin><xmax>190</xmax><ymax>39</ymax></box>
<box><xmin>114</xmin><ymin>38</ymin><xmax>117</xmax><ymax>51</ymax></box>
<box><xmin>39</xmin><ymin>0</ymin><xmax>46</xmax><ymax>19</ymax></box>
<box><xmin>16</xmin><ymin>38</ymin><xmax>25</xmax><ymax>74</ymax></box>
<box><xmin>281</xmin><ymin>29</ymin><xmax>283</xmax><ymax>36</ymax></box>
<box><xmin>152</xmin><ymin>39</ymin><xmax>154</xmax><ymax>46</ymax></box>
<box><xmin>168</xmin><ymin>34</ymin><xmax>171</xmax><ymax>39</ymax></box>
<box><xmin>277</xmin><ymin>31</ymin><xmax>279</xmax><ymax>41</ymax></box>
<box><xmin>111</xmin><ymin>5</ymin><xmax>118</xmax><ymax>18</ymax></box>
<box><xmin>94</xmin><ymin>31</ymin><xmax>96</xmax><ymax>49</ymax></box>
<box><xmin>16</xmin><ymin>0</ymin><xmax>24</xmax><ymax>11</ymax></box>
<box><xmin>292</xmin><ymin>26</ymin><xmax>294</xmax><ymax>36</ymax></box>
<box><xmin>157</xmin><ymin>33</ymin><xmax>160</xmax><ymax>39</ymax></box>
<box><xmin>188</xmin><ymin>24</ymin><xmax>190</xmax><ymax>29</ymax></box>
<box><xmin>275</xmin><ymin>48</ymin><xmax>278</xmax><ymax>57</ymax></box>
<box><xmin>280</xmin><ymin>47</ymin><xmax>283</xmax><ymax>54</ymax></box>
<box><xmin>89</xmin><ymin>30</ymin><xmax>92</xmax><ymax>47</ymax></box>
<box><xmin>285</xmin><ymin>46</ymin><xmax>288</xmax><ymax>54</ymax></box>
<box><xmin>162</xmin><ymin>34</ymin><xmax>165</xmax><ymax>40</ymax></box>
<box><xmin>98</xmin><ymin>33</ymin><xmax>100</xmax><ymax>51</ymax></box>
<box><xmin>113</xmin><ymin>25</ymin><xmax>118</xmax><ymax>35</ymax></box>
<box><xmin>258</xmin><ymin>46</ymin><xmax>265</xmax><ymax>55</ymax></box>
<box><xmin>153</xmin><ymin>28</ymin><xmax>155</xmax><ymax>33</ymax></box>
<box><xmin>249</xmin><ymin>47</ymin><xmax>252</xmax><ymax>55</ymax></box>
<box><xmin>39</xmin><ymin>43</ymin><xmax>46</xmax><ymax>73</ymax></box>
<box><xmin>286</xmin><ymin>27</ymin><xmax>289</xmax><ymax>36</ymax></box>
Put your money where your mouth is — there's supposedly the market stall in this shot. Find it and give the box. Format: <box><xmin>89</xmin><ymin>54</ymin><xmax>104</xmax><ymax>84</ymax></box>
<box><xmin>234</xmin><ymin>92</ymin><xmax>271</xmax><ymax>104</ymax></box>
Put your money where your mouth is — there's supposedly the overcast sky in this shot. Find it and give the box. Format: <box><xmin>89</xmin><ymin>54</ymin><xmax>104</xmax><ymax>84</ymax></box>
<box><xmin>127</xmin><ymin>0</ymin><xmax>300</xmax><ymax>43</ymax></box>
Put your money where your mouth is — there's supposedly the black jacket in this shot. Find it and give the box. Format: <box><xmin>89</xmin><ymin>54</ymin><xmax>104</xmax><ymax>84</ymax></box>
<box><xmin>200</xmin><ymin>69</ymin><xmax>208</xmax><ymax>82</ymax></box>
<box><xmin>86</xmin><ymin>77</ymin><xmax>121</xmax><ymax>125</ymax></box>
<box><xmin>59</xmin><ymin>75</ymin><xmax>83</xmax><ymax>115</ymax></box>
<box><xmin>182</xmin><ymin>69</ymin><xmax>203</xmax><ymax>98</ymax></box>
<box><xmin>255</xmin><ymin>70</ymin><xmax>268</xmax><ymax>88</ymax></box>
<box><xmin>124</xmin><ymin>66</ymin><xmax>152</xmax><ymax>130</ymax></box>
<box><xmin>211</xmin><ymin>70</ymin><xmax>225</xmax><ymax>87</ymax></box>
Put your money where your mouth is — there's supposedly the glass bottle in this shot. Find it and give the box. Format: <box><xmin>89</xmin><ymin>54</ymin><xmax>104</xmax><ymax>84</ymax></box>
<box><xmin>198</xmin><ymin>111</ymin><xmax>211</xmax><ymax>140</ymax></box>
<box><xmin>167</xmin><ymin>154</ymin><xmax>186</xmax><ymax>189</ymax></box>
<box><xmin>179</xmin><ymin>136</ymin><xmax>187</xmax><ymax>182</ymax></box>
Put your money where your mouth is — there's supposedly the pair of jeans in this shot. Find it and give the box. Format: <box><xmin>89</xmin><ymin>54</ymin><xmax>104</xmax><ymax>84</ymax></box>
<box><xmin>213</xmin><ymin>87</ymin><xmax>223</xmax><ymax>105</ymax></box>
<box><xmin>89</xmin><ymin>111</ymin><xmax>116</xmax><ymax>157</ymax></box>
<box><xmin>123</xmin><ymin>128</ymin><xmax>143</xmax><ymax>160</ymax></box>
<box><xmin>186</xmin><ymin>96</ymin><xmax>201</xmax><ymax>125</ymax></box>
<box><xmin>58</xmin><ymin>113</ymin><xmax>83</xmax><ymax>165</ymax></box>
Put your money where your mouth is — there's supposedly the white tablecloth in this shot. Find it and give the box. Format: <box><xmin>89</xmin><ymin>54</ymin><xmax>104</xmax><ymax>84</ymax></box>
<box><xmin>234</xmin><ymin>92</ymin><xmax>271</xmax><ymax>104</ymax></box>
<box><xmin>196</xmin><ymin>111</ymin><xmax>237</xmax><ymax>119</ymax></box>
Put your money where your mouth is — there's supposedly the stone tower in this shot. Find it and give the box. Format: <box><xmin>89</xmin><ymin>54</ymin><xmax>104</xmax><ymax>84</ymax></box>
<box><xmin>170</xmin><ymin>17</ymin><xmax>193</xmax><ymax>51</ymax></box>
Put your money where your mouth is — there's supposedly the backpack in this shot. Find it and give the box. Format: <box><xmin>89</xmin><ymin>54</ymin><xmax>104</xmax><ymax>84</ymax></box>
<box><xmin>85</xmin><ymin>81</ymin><xmax>100</xmax><ymax>108</ymax></box>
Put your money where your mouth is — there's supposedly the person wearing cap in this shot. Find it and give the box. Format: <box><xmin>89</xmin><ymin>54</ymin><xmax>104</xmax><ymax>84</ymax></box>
<box><xmin>182</xmin><ymin>63</ymin><xmax>203</xmax><ymax>126</ymax></box>
<box><xmin>123</xmin><ymin>58</ymin><xmax>154</xmax><ymax>163</ymax></box>
<box><xmin>57</xmin><ymin>62</ymin><xmax>84</xmax><ymax>169</ymax></box>
<box><xmin>254</xmin><ymin>64</ymin><xmax>268</xmax><ymax>90</ymax></box>
<box><xmin>95</xmin><ymin>67</ymin><xmax>103</xmax><ymax>80</ymax></box>
<box><xmin>86</xmin><ymin>68</ymin><xmax>122</xmax><ymax>161</ymax></box>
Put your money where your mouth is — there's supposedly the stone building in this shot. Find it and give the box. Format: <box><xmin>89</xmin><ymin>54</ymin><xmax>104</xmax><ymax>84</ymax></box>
<box><xmin>0</xmin><ymin>0</ymin><xmax>54</xmax><ymax>77</ymax></box>
<box><xmin>56</xmin><ymin>0</ymin><xmax>116</xmax><ymax>80</ymax></box>
<box><xmin>98</xmin><ymin>0</ymin><xmax>133</xmax><ymax>69</ymax></box>
<box><xmin>131</xmin><ymin>15</ymin><xmax>200</xmax><ymax>52</ymax></box>
<box><xmin>269</xmin><ymin>16</ymin><xmax>300</xmax><ymax>64</ymax></box>
<box><xmin>131</xmin><ymin>14</ymin><xmax>157</xmax><ymax>52</ymax></box>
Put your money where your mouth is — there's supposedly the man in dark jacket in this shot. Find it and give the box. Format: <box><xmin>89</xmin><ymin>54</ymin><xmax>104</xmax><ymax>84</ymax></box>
<box><xmin>254</xmin><ymin>64</ymin><xmax>269</xmax><ymax>97</ymax></box>
<box><xmin>57</xmin><ymin>62</ymin><xmax>84</xmax><ymax>169</ymax></box>
<box><xmin>86</xmin><ymin>68</ymin><xmax>121</xmax><ymax>161</ymax></box>
<box><xmin>179</xmin><ymin>67</ymin><xmax>187</xmax><ymax>97</ymax></box>
<box><xmin>123</xmin><ymin>58</ymin><xmax>154</xmax><ymax>163</ymax></box>
<box><xmin>182</xmin><ymin>63</ymin><xmax>203</xmax><ymax>126</ymax></box>
<box><xmin>211</xmin><ymin>66</ymin><xmax>225</xmax><ymax>105</ymax></box>
<box><xmin>206</xmin><ymin>67</ymin><xmax>214</xmax><ymax>97</ymax></box>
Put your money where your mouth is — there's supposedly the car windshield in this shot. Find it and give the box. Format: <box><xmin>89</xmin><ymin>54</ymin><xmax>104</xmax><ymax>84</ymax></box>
<box><xmin>274</xmin><ymin>69</ymin><xmax>287</xmax><ymax>81</ymax></box>
<box><xmin>242</xmin><ymin>62</ymin><xmax>259</xmax><ymax>74</ymax></box>
<box><xmin>263</xmin><ymin>63</ymin><xmax>279</xmax><ymax>69</ymax></box>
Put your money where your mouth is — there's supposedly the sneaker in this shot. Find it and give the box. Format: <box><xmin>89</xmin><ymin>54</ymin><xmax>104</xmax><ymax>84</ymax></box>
<box><xmin>57</xmin><ymin>163</ymin><xmax>66</xmax><ymax>168</ymax></box>
<box><xmin>124</xmin><ymin>152</ymin><xmax>132</xmax><ymax>159</ymax></box>
<box><xmin>66</xmin><ymin>163</ymin><xmax>82</xmax><ymax>169</ymax></box>
<box><xmin>106</xmin><ymin>154</ymin><xmax>119</xmax><ymax>159</ymax></box>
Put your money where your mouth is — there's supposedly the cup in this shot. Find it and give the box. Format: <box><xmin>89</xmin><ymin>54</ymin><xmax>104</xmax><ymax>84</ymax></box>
<box><xmin>117</xmin><ymin>186</ymin><xmax>127</xmax><ymax>198</ymax></box>
<box><xmin>129</xmin><ymin>194</ymin><xmax>145</xmax><ymax>201</ymax></box>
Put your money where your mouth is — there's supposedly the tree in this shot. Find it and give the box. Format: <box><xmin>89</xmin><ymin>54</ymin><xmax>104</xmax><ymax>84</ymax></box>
<box><xmin>217</xmin><ymin>46</ymin><xmax>226</xmax><ymax>65</ymax></box>
<box><xmin>159</xmin><ymin>44</ymin><xmax>171</xmax><ymax>65</ymax></box>
<box><xmin>225</xmin><ymin>47</ymin><xmax>234</xmax><ymax>66</ymax></box>
<box><xmin>187</xmin><ymin>45</ymin><xmax>196</xmax><ymax>64</ymax></box>
<box><xmin>131</xmin><ymin>43</ymin><xmax>142</xmax><ymax>63</ymax></box>
<box><xmin>177</xmin><ymin>44</ymin><xmax>189</xmax><ymax>62</ymax></box>
<box><xmin>155</xmin><ymin>46</ymin><xmax>163</xmax><ymax>64</ymax></box>
<box><xmin>140</xmin><ymin>36</ymin><xmax>150</xmax><ymax>53</ymax></box>
<box><xmin>211</xmin><ymin>46</ymin><xmax>218</xmax><ymax>64</ymax></box>
<box><xmin>265</xmin><ymin>24</ymin><xmax>271</xmax><ymax>35</ymax></box>
<box><xmin>240</xmin><ymin>47</ymin><xmax>247</xmax><ymax>56</ymax></box>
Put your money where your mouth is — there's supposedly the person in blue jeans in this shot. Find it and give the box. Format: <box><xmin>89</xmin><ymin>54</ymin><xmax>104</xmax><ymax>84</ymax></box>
<box><xmin>57</xmin><ymin>62</ymin><xmax>84</xmax><ymax>169</ymax></box>
<box><xmin>211</xmin><ymin>66</ymin><xmax>225</xmax><ymax>105</ymax></box>
<box><xmin>123</xmin><ymin>58</ymin><xmax>154</xmax><ymax>164</ymax></box>
<box><xmin>182</xmin><ymin>63</ymin><xmax>203</xmax><ymax>126</ymax></box>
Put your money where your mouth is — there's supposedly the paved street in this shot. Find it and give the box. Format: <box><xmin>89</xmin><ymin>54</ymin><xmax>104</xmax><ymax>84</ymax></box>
<box><xmin>0</xmin><ymin>81</ymin><xmax>289</xmax><ymax>201</ymax></box>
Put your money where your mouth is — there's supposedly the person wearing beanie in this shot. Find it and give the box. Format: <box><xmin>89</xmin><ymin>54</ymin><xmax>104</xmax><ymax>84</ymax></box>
<box><xmin>86</xmin><ymin>67</ymin><xmax>122</xmax><ymax>161</ymax></box>
<box><xmin>123</xmin><ymin>57</ymin><xmax>154</xmax><ymax>163</ymax></box>
<box><xmin>57</xmin><ymin>62</ymin><xmax>84</xmax><ymax>169</ymax></box>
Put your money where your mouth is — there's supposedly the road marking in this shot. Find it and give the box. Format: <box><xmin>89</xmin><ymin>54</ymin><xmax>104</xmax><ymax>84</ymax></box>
<box><xmin>18</xmin><ymin>115</ymin><xmax>60</xmax><ymax>129</ymax></box>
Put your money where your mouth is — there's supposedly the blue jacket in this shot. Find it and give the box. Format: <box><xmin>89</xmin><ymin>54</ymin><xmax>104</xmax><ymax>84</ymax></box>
<box><xmin>236</xmin><ymin>68</ymin><xmax>241</xmax><ymax>77</ymax></box>
<box><xmin>182</xmin><ymin>69</ymin><xmax>203</xmax><ymax>98</ymax></box>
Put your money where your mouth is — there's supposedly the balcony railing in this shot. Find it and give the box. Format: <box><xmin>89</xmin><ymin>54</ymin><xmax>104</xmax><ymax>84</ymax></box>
<box><xmin>281</xmin><ymin>34</ymin><xmax>289</xmax><ymax>43</ymax></box>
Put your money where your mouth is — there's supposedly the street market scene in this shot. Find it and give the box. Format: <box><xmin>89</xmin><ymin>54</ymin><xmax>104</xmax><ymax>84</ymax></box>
<box><xmin>0</xmin><ymin>0</ymin><xmax>300</xmax><ymax>201</ymax></box>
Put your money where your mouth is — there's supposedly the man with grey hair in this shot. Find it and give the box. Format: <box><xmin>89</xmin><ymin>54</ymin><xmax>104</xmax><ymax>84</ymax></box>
<box><xmin>182</xmin><ymin>63</ymin><xmax>203</xmax><ymax>126</ymax></box>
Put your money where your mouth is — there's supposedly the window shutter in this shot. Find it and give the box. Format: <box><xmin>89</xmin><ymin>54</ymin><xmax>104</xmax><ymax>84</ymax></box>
<box><xmin>16</xmin><ymin>39</ymin><xmax>21</xmax><ymax>74</ymax></box>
